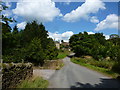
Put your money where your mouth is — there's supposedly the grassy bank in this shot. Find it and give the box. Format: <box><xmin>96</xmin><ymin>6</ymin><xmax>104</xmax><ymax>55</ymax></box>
<box><xmin>71</xmin><ymin>57</ymin><xmax>119</xmax><ymax>78</ymax></box>
<box><xmin>57</xmin><ymin>51</ymin><xmax>70</xmax><ymax>59</ymax></box>
<box><xmin>33</xmin><ymin>59</ymin><xmax>64</xmax><ymax>70</ymax></box>
<box><xmin>17</xmin><ymin>76</ymin><xmax>49</xmax><ymax>88</ymax></box>
<box><xmin>55</xmin><ymin>62</ymin><xmax>64</xmax><ymax>70</ymax></box>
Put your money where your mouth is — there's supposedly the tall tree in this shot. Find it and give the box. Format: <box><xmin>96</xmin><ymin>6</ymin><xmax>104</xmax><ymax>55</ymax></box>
<box><xmin>69</xmin><ymin>32</ymin><xmax>108</xmax><ymax>60</ymax></box>
<box><xmin>13</xmin><ymin>25</ymin><xmax>18</xmax><ymax>34</ymax></box>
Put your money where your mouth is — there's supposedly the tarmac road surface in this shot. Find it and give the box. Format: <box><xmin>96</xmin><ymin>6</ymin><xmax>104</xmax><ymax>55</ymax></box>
<box><xmin>48</xmin><ymin>56</ymin><xmax>120</xmax><ymax>88</ymax></box>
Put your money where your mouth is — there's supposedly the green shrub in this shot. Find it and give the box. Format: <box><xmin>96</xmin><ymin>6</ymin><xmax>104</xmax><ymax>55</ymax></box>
<box><xmin>112</xmin><ymin>62</ymin><xmax>120</xmax><ymax>74</ymax></box>
<box><xmin>73</xmin><ymin>58</ymin><xmax>114</xmax><ymax>70</ymax></box>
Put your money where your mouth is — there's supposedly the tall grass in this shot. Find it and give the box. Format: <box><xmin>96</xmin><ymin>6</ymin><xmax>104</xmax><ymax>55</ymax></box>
<box><xmin>71</xmin><ymin>57</ymin><xmax>119</xmax><ymax>78</ymax></box>
<box><xmin>17</xmin><ymin>76</ymin><xmax>49</xmax><ymax>88</ymax></box>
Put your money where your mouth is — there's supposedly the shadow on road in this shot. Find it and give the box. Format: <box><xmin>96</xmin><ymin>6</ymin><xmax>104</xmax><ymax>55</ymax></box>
<box><xmin>71</xmin><ymin>78</ymin><xmax>120</xmax><ymax>88</ymax></box>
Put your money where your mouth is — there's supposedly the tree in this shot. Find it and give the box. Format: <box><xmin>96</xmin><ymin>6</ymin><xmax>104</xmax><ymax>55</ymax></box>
<box><xmin>61</xmin><ymin>40</ymin><xmax>64</xmax><ymax>43</ymax></box>
<box><xmin>22</xmin><ymin>21</ymin><xmax>57</xmax><ymax>61</ymax></box>
<box><xmin>1</xmin><ymin>2</ymin><xmax>16</xmax><ymax>55</ymax></box>
<box><xmin>106</xmin><ymin>37</ymin><xmax>120</xmax><ymax>61</ymax></box>
<box><xmin>94</xmin><ymin>33</ymin><xmax>106</xmax><ymax>45</ymax></box>
<box><xmin>70</xmin><ymin>32</ymin><xmax>96</xmax><ymax>56</ymax></box>
<box><xmin>13</xmin><ymin>25</ymin><xmax>18</xmax><ymax>34</ymax></box>
<box><xmin>26</xmin><ymin>38</ymin><xmax>45</xmax><ymax>66</ymax></box>
<box><xmin>45</xmin><ymin>38</ymin><xmax>58</xmax><ymax>60</ymax></box>
<box><xmin>69</xmin><ymin>32</ymin><xmax>108</xmax><ymax>60</ymax></box>
<box><xmin>2</xmin><ymin>22</ymin><xmax>12</xmax><ymax>55</ymax></box>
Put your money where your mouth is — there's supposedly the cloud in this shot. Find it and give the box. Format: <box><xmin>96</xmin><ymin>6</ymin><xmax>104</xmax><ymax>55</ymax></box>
<box><xmin>62</xmin><ymin>0</ymin><xmax>105</xmax><ymax>22</ymax></box>
<box><xmin>104</xmin><ymin>34</ymin><xmax>110</xmax><ymax>40</ymax></box>
<box><xmin>63</xmin><ymin>2</ymin><xmax>71</xmax><ymax>5</ymax></box>
<box><xmin>12</xmin><ymin>0</ymin><xmax>61</xmax><ymax>23</ymax></box>
<box><xmin>62</xmin><ymin>0</ymin><xmax>72</xmax><ymax>5</ymax></box>
<box><xmin>17</xmin><ymin>22</ymin><xmax>27</xmax><ymax>30</ymax></box>
<box><xmin>87</xmin><ymin>31</ymin><xmax>95</xmax><ymax>34</ymax></box>
<box><xmin>59</xmin><ymin>14</ymin><xmax>63</xmax><ymax>17</ymax></box>
<box><xmin>65</xmin><ymin>2</ymin><xmax>70</xmax><ymax>5</ymax></box>
<box><xmin>95</xmin><ymin>14</ymin><xmax>118</xmax><ymax>31</ymax></box>
<box><xmin>90</xmin><ymin>16</ymin><xmax>99</xmax><ymax>23</ymax></box>
<box><xmin>48</xmin><ymin>31</ymin><xmax>109</xmax><ymax>42</ymax></box>
<box><xmin>48</xmin><ymin>31</ymin><xmax>74</xmax><ymax>42</ymax></box>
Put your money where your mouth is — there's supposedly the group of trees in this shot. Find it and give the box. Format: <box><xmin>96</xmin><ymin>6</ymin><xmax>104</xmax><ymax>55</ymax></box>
<box><xmin>2</xmin><ymin>20</ymin><xmax>58</xmax><ymax>65</ymax></box>
<box><xmin>69</xmin><ymin>32</ymin><xmax>120</xmax><ymax>61</ymax></box>
<box><xmin>69</xmin><ymin>32</ymin><xmax>120</xmax><ymax>73</ymax></box>
<box><xmin>1</xmin><ymin>2</ymin><xmax>58</xmax><ymax>65</ymax></box>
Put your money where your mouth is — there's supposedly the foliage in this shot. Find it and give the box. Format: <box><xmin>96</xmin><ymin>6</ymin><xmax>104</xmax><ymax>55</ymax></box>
<box><xmin>112</xmin><ymin>62</ymin><xmax>120</xmax><ymax>74</ymax></box>
<box><xmin>13</xmin><ymin>25</ymin><xmax>18</xmax><ymax>34</ymax></box>
<box><xmin>71</xmin><ymin>57</ymin><xmax>119</xmax><ymax>78</ymax></box>
<box><xmin>57</xmin><ymin>51</ymin><xmax>70</xmax><ymax>59</ymax></box>
<box><xmin>69</xmin><ymin>32</ymin><xmax>120</xmax><ymax>74</ymax></box>
<box><xmin>69</xmin><ymin>32</ymin><xmax>120</xmax><ymax>61</ymax></box>
<box><xmin>2</xmin><ymin>19</ymin><xmax>58</xmax><ymax>65</ymax></box>
<box><xmin>72</xmin><ymin>57</ymin><xmax>114</xmax><ymax>69</ymax></box>
<box><xmin>45</xmin><ymin>38</ymin><xmax>58</xmax><ymax>60</ymax></box>
<box><xmin>25</xmin><ymin>38</ymin><xmax>45</xmax><ymax>66</ymax></box>
<box><xmin>69</xmin><ymin>32</ymin><xmax>107</xmax><ymax>59</ymax></box>
<box><xmin>17</xmin><ymin>76</ymin><xmax>49</xmax><ymax>88</ymax></box>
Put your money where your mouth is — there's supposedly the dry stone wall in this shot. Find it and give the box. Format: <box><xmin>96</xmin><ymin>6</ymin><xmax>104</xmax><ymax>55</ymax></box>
<box><xmin>2</xmin><ymin>63</ymin><xmax>33</xmax><ymax>89</ymax></box>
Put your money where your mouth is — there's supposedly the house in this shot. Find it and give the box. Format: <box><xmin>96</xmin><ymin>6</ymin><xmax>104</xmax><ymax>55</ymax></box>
<box><xmin>55</xmin><ymin>42</ymin><xmax>60</xmax><ymax>49</ymax></box>
<box><xmin>62</xmin><ymin>42</ymin><xmax>69</xmax><ymax>46</ymax></box>
<box><xmin>61</xmin><ymin>42</ymin><xmax>71</xmax><ymax>51</ymax></box>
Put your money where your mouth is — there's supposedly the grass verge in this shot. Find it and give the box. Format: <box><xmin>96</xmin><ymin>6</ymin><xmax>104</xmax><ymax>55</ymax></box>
<box><xmin>55</xmin><ymin>63</ymin><xmax>64</xmax><ymax>70</ymax></box>
<box><xmin>71</xmin><ymin>57</ymin><xmax>119</xmax><ymax>78</ymax></box>
<box><xmin>57</xmin><ymin>51</ymin><xmax>70</xmax><ymax>59</ymax></box>
<box><xmin>17</xmin><ymin>76</ymin><xmax>49</xmax><ymax>88</ymax></box>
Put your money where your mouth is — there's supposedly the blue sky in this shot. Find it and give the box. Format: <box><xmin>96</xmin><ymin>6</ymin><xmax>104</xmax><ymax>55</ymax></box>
<box><xmin>46</xmin><ymin>2</ymin><xmax>118</xmax><ymax>33</ymax></box>
<box><xmin>3</xmin><ymin>0</ymin><xmax>119</xmax><ymax>42</ymax></box>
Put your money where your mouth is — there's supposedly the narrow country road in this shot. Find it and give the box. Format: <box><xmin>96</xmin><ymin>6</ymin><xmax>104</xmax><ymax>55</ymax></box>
<box><xmin>48</xmin><ymin>56</ymin><xmax>120</xmax><ymax>88</ymax></box>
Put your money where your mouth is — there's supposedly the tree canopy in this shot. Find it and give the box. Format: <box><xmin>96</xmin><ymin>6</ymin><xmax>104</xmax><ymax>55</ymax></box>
<box><xmin>2</xmin><ymin>20</ymin><xmax>58</xmax><ymax>65</ymax></box>
<box><xmin>69</xmin><ymin>32</ymin><xmax>120</xmax><ymax>61</ymax></box>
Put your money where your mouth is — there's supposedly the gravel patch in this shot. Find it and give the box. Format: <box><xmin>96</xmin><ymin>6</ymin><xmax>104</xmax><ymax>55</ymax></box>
<box><xmin>33</xmin><ymin>69</ymin><xmax>56</xmax><ymax>80</ymax></box>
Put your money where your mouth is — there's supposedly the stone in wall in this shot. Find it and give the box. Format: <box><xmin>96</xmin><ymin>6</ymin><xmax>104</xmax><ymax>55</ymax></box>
<box><xmin>2</xmin><ymin>63</ymin><xmax>33</xmax><ymax>89</ymax></box>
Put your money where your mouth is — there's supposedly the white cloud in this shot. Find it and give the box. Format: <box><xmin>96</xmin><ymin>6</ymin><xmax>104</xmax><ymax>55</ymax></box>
<box><xmin>63</xmin><ymin>0</ymin><xmax>105</xmax><ymax>22</ymax></box>
<box><xmin>12</xmin><ymin>0</ymin><xmax>61</xmax><ymax>23</ymax></box>
<box><xmin>87</xmin><ymin>31</ymin><xmax>95</xmax><ymax>34</ymax></box>
<box><xmin>62</xmin><ymin>0</ymin><xmax>72</xmax><ymax>5</ymax></box>
<box><xmin>103</xmin><ymin>34</ymin><xmax>110</xmax><ymax>40</ymax></box>
<box><xmin>63</xmin><ymin>2</ymin><xmax>70</xmax><ymax>5</ymax></box>
<box><xmin>95</xmin><ymin>14</ymin><xmax>118</xmax><ymax>31</ymax></box>
<box><xmin>48</xmin><ymin>31</ymin><xmax>110</xmax><ymax>42</ymax></box>
<box><xmin>48</xmin><ymin>31</ymin><xmax>74</xmax><ymax>42</ymax></box>
<box><xmin>65</xmin><ymin>2</ymin><xmax>70</xmax><ymax>5</ymax></box>
<box><xmin>59</xmin><ymin>14</ymin><xmax>63</xmax><ymax>17</ymax></box>
<box><xmin>17</xmin><ymin>22</ymin><xmax>27</xmax><ymax>30</ymax></box>
<box><xmin>90</xmin><ymin>16</ymin><xmax>99</xmax><ymax>23</ymax></box>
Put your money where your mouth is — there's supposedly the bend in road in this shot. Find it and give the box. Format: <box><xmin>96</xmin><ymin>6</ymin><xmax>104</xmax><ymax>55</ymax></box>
<box><xmin>48</xmin><ymin>57</ymin><xmax>120</xmax><ymax>88</ymax></box>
